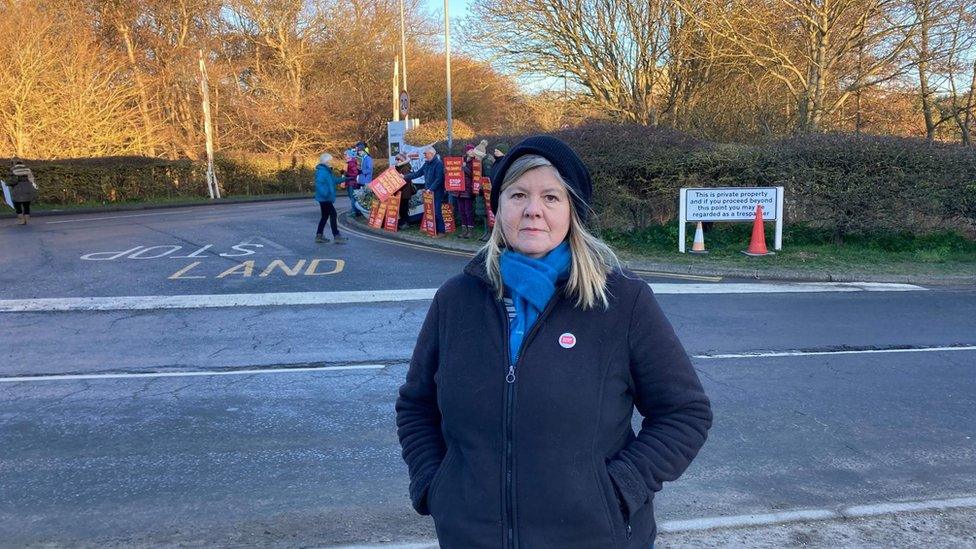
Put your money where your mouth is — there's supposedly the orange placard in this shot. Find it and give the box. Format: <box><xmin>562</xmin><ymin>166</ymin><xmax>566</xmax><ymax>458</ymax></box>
<box><xmin>442</xmin><ymin>202</ymin><xmax>456</xmax><ymax>233</ymax></box>
<box><xmin>367</xmin><ymin>167</ymin><xmax>406</xmax><ymax>203</ymax></box>
<box><xmin>422</xmin><ymin>190</ymin><xmax>436</xmax><ymax>236</ymax></box>
<box><xmin>472</xmin><ymin>164</ymin><xmax>482</xmax><ymax>193</ymax></box>
<box><xmin>368</xmin><ymin>199</ymin><xmax>387</xmax><ymax>229</ymax></box>
<box><xmin>383</xmin><ymin>193</ymin><xmax>401</xmax><ymax>232</ymax></box>
<box><xmin>444</xmin><ymin>156</ymin><xmax>464</xmax><ymax>193</ymax></box>
<box><xmin>481</xmin><ymin>176</ymin><xmax>492</xmax><ymax>193</ymax></box>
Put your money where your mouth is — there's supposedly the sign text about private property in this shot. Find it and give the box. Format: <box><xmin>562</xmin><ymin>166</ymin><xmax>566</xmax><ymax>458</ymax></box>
<box><xmin>685</xmin><ymin>187</ymin><xmax>779</xmax><ymax>221</ymax></box>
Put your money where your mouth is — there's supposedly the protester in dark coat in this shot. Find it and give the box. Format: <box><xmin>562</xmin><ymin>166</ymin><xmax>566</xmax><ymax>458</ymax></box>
<box><xmin>488</xmin><ymin>141</ymin><xmax>509</xmax><ymax>182</ymax></box>
<box><xmin>396</xmin><ymin>136</ymin><xmax>712</xmax><ymax>548</ymax></box>
<box><xmin>8</xmin><ymin>159</ymin><xmax>37</xmax><ymax>225</ymax></box>
<box><xmin>394</xmin><ymin>154</ymin><xmax>416</xmax><ymax>228</ymax></box>
<box><xmin>403</xmin><ymin>147</ymin><xmax>446</xmax><ymax>237</ymax></box>
<box><xmin>313</xmin><ymin>153</ymin><xmax>348</xmax><ymax>243</ymax></box>
<box><xmin>456</xmin><ymin>144</ymin><xmax>477</xmax><ymax>239</ymax></box>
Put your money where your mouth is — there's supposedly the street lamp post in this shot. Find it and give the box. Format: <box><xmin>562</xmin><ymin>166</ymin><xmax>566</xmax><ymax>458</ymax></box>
<box><xmin>445</xmin><ymin>0</ymin><xmax>453</xmax><ymax>154</ymax></box>
<box><xmin>400</xmin><ymin>0</ymin><xmax>407</xmax><ymax>92</ymax></box>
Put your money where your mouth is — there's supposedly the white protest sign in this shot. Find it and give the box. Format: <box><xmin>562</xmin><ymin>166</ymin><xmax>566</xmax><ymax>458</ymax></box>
<box><xmin>1</xmin><ymin>180</ymin><xmax>13</xmax><ymax>209</ymax></box>
<box><xmin>678</xmin><ymin>186</ymin><xmax>785</xmax><ymax>253</ymax></box>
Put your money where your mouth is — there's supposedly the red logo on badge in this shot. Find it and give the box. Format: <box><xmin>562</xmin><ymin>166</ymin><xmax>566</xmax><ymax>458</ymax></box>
<box><xmin>559</xmin><ymin>333</ymin><xmax>576</xmax><ymax>349</ymax></box>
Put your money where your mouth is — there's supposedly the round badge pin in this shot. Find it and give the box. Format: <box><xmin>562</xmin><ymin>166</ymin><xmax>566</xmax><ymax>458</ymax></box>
<box><xmin>558</xmin><ymin>333</ymin><xmax>577</xmax><ymax>349</ymax></box>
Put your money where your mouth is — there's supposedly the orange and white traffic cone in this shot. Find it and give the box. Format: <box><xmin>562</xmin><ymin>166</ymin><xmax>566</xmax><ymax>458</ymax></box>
<box><xmin>689</xmin><ymin>222</ymin><xmax>708</xmax><ymax>254</ymax></box>
<box><xmin>742</xmin><ymin>204</ymin><xmax>774</xmax><ymax>256</ymax></box>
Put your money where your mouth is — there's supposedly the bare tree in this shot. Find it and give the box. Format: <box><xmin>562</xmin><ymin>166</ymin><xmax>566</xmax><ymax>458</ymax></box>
<box><xmin>684</xmin><ymin>0</ymin><xmax>919</xmax><ymax>132</ymax></box>
<box><xmin>0</xmin><ymin>0</ymin><xmax>144</xmax><ymax>158</ymax></box>
<box><xmin>463</xmin><ymin>0</ymin><xmax>706</xmax><ymax>126</ymax></box>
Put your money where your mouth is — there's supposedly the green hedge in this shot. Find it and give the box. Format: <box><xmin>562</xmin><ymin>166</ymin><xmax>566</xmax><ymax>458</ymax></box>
<box><xmin>0</xmin><ymin>153</ymin><xmax>326</xmax><ymax>204</ymax></box>
<box><xmin>466</xmin><ymin>125</ymin><xmax>976</xmax><ymax>241</ymax></box>
<box><xmin>6</xmin><ymin>126</ymin><xmax>975</xmax><ymax>242</ymax></box>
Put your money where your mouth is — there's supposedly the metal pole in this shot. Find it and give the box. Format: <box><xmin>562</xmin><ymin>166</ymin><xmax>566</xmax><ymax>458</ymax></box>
<box><xmin>199</xmin><ymin>49</ymin><xmax>219</xmax><ymax>199</ymax></box>
<box><xmin>400</xmin><ymin>0</ymin><xmax>407</xmax><ymax>92</ymax></box>
<box><xmin>445</xmin><ymin>0</ymin><xmax>453</xmax><ymax>154</ymax></box>
<box><xmin>393</xmin><ymin>57</ymin><xmax>400</xmax><ymax>122</ymax></box>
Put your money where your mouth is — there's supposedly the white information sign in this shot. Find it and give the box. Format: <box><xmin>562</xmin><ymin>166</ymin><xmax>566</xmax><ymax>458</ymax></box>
<box><xmin>678</xmin><ymin>186</ymin><xmax>785</xmax><ymax>253</ymax></box>
<box><xmin>685</xmin><ymin>187</ymin><xmax>779</xmax><ymax>221</ymax></box>
<box><xmin>387</xmin><ymin>120</ymin><xmax>406</xmax><ymax>165</ymax></box>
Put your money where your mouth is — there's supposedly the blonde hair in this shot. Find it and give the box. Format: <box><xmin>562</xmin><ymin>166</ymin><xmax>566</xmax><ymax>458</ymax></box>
<box><xmin>483</xmin><ymin>155</ymin><xmax>621</xmax><ymax>310</ymax></box>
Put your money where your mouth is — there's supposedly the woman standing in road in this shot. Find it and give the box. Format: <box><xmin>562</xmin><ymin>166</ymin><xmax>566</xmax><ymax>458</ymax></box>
<box><xmin>314</xmin><ymin>153</ymin><xmax>347</xmax><ymax>244</ymax></box>
<box><xmin>396</xmin><ymin>136</ymin><xmax>712</xmax><ymax>548</ymax></box>
<box><xmin>9</xmin><ymin>159</ymin><xmax>37</xmax><ymax>225</ymax></box>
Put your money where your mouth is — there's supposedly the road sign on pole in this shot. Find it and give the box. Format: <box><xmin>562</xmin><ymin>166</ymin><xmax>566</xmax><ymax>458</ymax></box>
<box><xmin>399</xmin><ymin>91</ymin><xmax>410</xmax><ymax>120</ymax></box>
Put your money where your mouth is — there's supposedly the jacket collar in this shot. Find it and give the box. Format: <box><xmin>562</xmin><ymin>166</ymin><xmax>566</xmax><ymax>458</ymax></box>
<box><xmin>463</xmin><ymin>250</ymin><xmax>492</xmax><ymax>286</ymax></box>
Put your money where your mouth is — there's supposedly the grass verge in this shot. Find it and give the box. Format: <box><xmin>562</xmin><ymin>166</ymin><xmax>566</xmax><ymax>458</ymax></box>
<box><xmin>603</xmin><ymin>223</ymin><xmax>976</xmax><ymax>276</ymax></box>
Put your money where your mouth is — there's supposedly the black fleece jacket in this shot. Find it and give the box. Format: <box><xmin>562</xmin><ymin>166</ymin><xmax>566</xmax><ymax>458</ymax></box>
<box><xmin>396</xmin><ymin>253</ymin><xmax>712</xmax><ymax>548</ymax></box>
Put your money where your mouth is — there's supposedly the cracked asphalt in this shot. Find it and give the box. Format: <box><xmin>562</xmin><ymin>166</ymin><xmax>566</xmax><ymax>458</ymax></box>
<box><xmin>1</xmin><ymin>198</ymin><xmax>975</xmax><ymax>547</ymax></box>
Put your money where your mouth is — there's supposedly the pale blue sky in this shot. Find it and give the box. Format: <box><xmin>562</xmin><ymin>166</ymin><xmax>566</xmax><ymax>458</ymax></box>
<box><xmin>426</xmin><ymin>0</ymin><xmax>471</xmax><ymax>17</ymax></box>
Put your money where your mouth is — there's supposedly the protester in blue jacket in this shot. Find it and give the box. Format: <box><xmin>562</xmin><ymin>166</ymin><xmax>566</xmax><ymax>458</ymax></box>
<box><xmin>314</xmin><ymin>153</ymin><xmax>348</xmax><ymax>244</ymax></box>
<box><xmin>356</xmin><ymin>141</ymin><xmax>373</xmax><ymax>188</ymax></box>
<box><xmin>396</xmin><ymin>136</ymin><xmax>711</xmax><ymax>548</ymax></box>
<box><xmin>403</xmin><ymin>147</ymin><xmax>446</xmax><ymax>237</ymax></box>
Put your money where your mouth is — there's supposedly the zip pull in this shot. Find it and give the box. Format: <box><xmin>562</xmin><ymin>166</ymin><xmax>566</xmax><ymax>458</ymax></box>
<box><xmin>506</xmin><ymin>365</ymin><xmax>516</xmax><ymax>384</ymax></box>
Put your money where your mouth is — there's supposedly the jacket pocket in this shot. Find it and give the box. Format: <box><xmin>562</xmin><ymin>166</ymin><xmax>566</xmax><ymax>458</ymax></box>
<box><xmin>426</xmin><ymin>449</ymin><xmax>456</xmax><ymax>515</ymax></box>
<box><xmin>601</xmin><ymin>461</ymin><xmax>632</xmax><ymax>542</ymax></box>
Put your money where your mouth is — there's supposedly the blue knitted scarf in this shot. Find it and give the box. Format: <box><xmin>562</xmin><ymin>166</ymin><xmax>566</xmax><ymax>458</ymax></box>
<box><xmin>499</xmin><ymin>242</ymin><xmax>572</xmax><ymax>365</ymax></box>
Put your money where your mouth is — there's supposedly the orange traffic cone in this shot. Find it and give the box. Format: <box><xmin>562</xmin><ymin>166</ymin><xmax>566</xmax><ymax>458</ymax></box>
<box><xmin>741</xmin><ymin>204</ymin><xmax>774</xmax><ymax>256</ymax></box>
<box><xmin>689</xmin><ymin>222</ymin><xmax>708</xmax><ymax>254</ymax></box>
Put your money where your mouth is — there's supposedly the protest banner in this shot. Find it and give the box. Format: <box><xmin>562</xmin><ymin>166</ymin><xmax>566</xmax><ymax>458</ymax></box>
<box><xmin>368</xmin><ymin>198</ymin><xmax>387</xmax><ymax>229</ymax></box>
<box><xmin>384</xmin><ymin>194</ymin><xmax>401</xmax><ymax>232</ymax></box>
<box><xmin>483</xmin><ymin>185</ymin><xmax>495</xmax><ymax>228</ymax></box>
<box><xmin>441</xmin><ymin>202</ymin><xmax>456</xmax><ymax>233</ymax></box>
<box><xmin>444</xmin><ymin>157</ymin><xmax>464</xmax><ymax>192</ymax></box>
<box><xmin>472</xmin><ymin>159</ymin><xmax>483</xmax><ymax>193</ymax></box>
<box><xmin>422</xmin><ymin>190</ymin><xmax>436</xmax><ymax>236</ymax></box>
<box><xmin>368</xmin><ymin>167</ymin><xmax>406</xmax><ymax>203</ymax></box>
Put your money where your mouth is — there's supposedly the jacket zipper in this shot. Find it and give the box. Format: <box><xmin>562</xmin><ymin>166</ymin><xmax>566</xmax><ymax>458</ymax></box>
<box><xmin>496</xmin><ymin>296</ymin><xmax>559</xmax><ymax>549</ymax></box>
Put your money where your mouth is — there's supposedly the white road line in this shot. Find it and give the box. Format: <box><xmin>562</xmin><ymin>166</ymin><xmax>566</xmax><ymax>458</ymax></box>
<box><xmin>694</xmin><ymin>345</ymin><xmax>976</xmax><ymax>359</ymax></box>
<box><xmin>0</xmin><ymin>282</ymin><xmax>926</xmax><ymax>313</ymax></box>
<box><xmin>45</xmin><ymin>210</ymin><xmax>191</xmax><ymax>224</ymax></box>
<box><xmin>0</xmin><ymin>289</ymin><xmax>439</xmax><ymax>312</ymax></box>
<box><xmin>843</xmin><ymin>496</ymin><xmax>976</xmax><ymax>517</ymax></box>
<box><xmin>0</xmin><ymin>364</ymin><xmax>386</xmax><ymax>383</ymax></box>
<box><xmin>652</xmin><ymin>281</ymin><xmax>925</xmax><ymax>294</ymax></box>
<box><xmin>332</xmin><ymin>495</ymin><xmax>976</xmax><ymax>548</ymax></box>
<box><xmin>660</xmin><ymin>508</ymin><xmax>838</xmax><ymax>532</ymax></box>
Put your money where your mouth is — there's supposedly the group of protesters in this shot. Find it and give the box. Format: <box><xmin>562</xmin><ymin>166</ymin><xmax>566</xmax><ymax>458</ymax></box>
<box><xmin>312</xmin><ymin>138</ymin><xmax>510</xmax><ymax>242</ymax></box>
<box><xmin>400</xmin><ymin>139</ymin><xmax>510</xmax><ymax>240</ymax></box>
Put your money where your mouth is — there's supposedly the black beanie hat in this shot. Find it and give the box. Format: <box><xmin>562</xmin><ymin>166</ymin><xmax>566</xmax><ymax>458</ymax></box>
<box><xmin>489</xmin><ymin>135</ymin><xmax>593</xmax><ymax>222</ymax></box>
